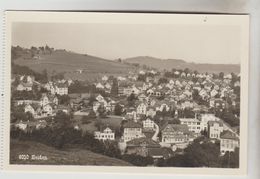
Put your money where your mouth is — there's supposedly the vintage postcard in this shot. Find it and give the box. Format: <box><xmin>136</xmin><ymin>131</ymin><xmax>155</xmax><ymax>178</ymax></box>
<box><xmin>2</xmin><ymin>11</ymin><xmax>249</xmax><ymax>175</ymax></box>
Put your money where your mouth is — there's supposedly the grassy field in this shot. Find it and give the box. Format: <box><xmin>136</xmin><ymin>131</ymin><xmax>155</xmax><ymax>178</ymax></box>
<box><xmin>97</xmin><ymin>115</ymin><xmax>123</xmax><ymax>130</ymax></box>
<box><xmin>10</xmin><ymin>139</ymin><xmax>132</xmax><ymax>166</ymax></box>
<box><xmin>14</xmin><ymin>50</ymin><xmax>137</xmax><ymax>81</ymax></box>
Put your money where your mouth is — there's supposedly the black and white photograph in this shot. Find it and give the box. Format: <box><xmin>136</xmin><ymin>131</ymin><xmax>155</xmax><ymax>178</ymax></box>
<box><xmin>4</xmin><ymin>11</ymin><xmax>249</xmax><ymax>175</ymax></box>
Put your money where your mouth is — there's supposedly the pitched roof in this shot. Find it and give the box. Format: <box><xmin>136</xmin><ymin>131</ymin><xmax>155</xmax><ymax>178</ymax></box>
<box><xmin>148</xmin><ymin>147</ymin><xmax>173</xmax><ymax>158</ymax></box>
<box><xmin>126</xmin><ymin>137</ymin><xmax>160</xmax><ymax>148</ymax></box>
<box><xmin>123</xmin><ymin>121</ymin><xmax>142</xmax><ymax>128</ymax></box>
<box><xmin>162</xmin><ymin>124</ymin><xmax>189</xmax><ymax>133</ymax></box>
<box><xmin>56</xmin><ymin>83</ymin><xmax>68</xmax><ymax>88</ymax></box>
<box><xmin>208</xmin><ymin>120</ymin><xmax>223</xmax><ymax>127</ymax></box>
<box><xmin>220</xmin><ymin>130</ymin><xmax>239</xmax><ymax>140</ymax></box>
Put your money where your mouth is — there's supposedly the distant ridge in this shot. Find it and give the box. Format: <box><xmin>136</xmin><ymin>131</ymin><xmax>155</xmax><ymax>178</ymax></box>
<box><xmin>124</xmin><ymin>56</ymin><xmax>240</xmax><ymax>74</ymax></box>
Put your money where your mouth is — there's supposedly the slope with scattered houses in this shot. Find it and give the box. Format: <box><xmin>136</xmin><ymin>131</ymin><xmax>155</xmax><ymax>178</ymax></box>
<box><xmin>10</xmin><ymin>46</ymin><xmax>241</xmax><ymax>166</ymax></box>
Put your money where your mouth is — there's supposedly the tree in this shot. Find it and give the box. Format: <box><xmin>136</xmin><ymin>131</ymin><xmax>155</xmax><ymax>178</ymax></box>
<box><xmin>57</xmin><ymin>95</ymin><xmax>70</xmax><ymax>105</ymax></box>
<box><xmin>41</xmin><ymin>69</ymin><xmax>48</xmax><ymax>83</ymax></box>
<box><xmin>137</xmin><ymin>74</ymin><xmax>146</xmax><ymax>82</ymax></box>
<box><xmin>114</xmin><ymin>103</ymin><xmax>123</xmax><ymax>116</ymax></box>
<box><xmin>183</xmin><ymin>108</ymin><xmax>195</xmax><ymax>118</ymax></box>
<box><xmin>127</xmin><ymin>93</ymin><xmax>137</xmax><ymax>106</ymax></box>
<box><xmin>184</xmin><ymin>68</ymin><xmax>190</xmax><ymax>74</ymax></box>
<box><xmin>11</xmin><ymin>105</ymin><xmax>32</xmax><ymax>123</ymax></box>
<box><xmin>219</xmin><ymin>72</ymin><xmax>224</xmax><ymax>79</ymax></box>
<box><xmin>110</xmin><ymin>78</ymin><xmax>119</xmax><ymax>96</ymax></box>
<box><xmin>220</xmin><ymin>110</ymin><xmax>240</xmax><ymax>127</ymax></box>
<box><xmin>53</xmin><ymin>111</ymin><xmax>72</xmax><ymax>129</ymax></box>
<box><xmin>88</xmin><ymin>110</ymin><xmax>97</xmax><ymax>119</ymax></box>
<box><xmin>221</xmin><ymin>148</ymin><xmax>239</xmax><ymax>168</ymax></box>
<box><xmin>97</xmin><ymin>105</ymin><xmax>107</xmax><ymax>118</ymax></box>
<box><xmin>81</xmin><ymin>115</ymin><xmax>92</xmax><ymax>124</ymax></box>
<box><xmin>163</xmin><ymin>137</ymin><xmax>220</xmax><ymax>167</ymax></box>
<box><xmin>169</xmin><ymin>118</ymin><xmax>181</xmax><ymax>124</ymax></box>
<box><xmin>158</xmin><ymin>77</ymin><xmax>168</xmax><ymax>84</ymax></box>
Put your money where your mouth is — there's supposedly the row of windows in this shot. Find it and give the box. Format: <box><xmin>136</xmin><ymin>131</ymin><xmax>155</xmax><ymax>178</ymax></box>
<box><xmin>125</xmin><ymin>128</ymin><xmax>141</xmax><ymax>132</ymax></box>
<box><xmin>221</xmin><ymin>144</ymin><xmax>236</xmax><ymax>148</ymax></box>
<box><xmin>96</xmin><ymin>134</ymin><xmax>114</xmax><ymax>139</ymax></box>
<box><xmin>210</xmin><ymin>133</ymin><xmax>219</xmax><ymax>138</ymax></box>
<box><xmin>163</xmin><ymin>138</ymin><xmax>185</xmax><ymax>142</ymax></box>
<box><xmin>182</xmin><ymin>122</ymin><xmax>200</xmax><ymax>125</ymax></box>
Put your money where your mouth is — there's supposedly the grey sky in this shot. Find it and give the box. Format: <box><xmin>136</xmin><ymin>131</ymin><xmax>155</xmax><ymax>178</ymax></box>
<box><xmin>12</xmin><ymin>22</ymin><xmax>241</xmax><ymax>64</ymax></box>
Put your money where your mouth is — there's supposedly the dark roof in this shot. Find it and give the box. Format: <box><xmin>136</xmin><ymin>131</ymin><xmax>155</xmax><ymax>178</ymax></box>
<box><xmin>208</xmin><ymin>120</ymin><xmax>223</xmax><ymax>127</ymax></box>
<box><xmin>148</xmin><ymin>147</ymin><xmax>173</xmax><ymax>158</ymax></box>
<box><xmin>126</xmin><ymin>137</ymin><xmax>160</xmax><ymax>148</ymax></box>
<box><xmin>56</xmin><ymin>83</ymin><xmax>68</xmax><ymax>88</ymax></box>
<box><xmin>162</xmin><ymin>124</ymin><xmax>189</xmax><ymax>133</ymax></box>
<box><xmin>123</xmin><ymin>121</ymin><xmax>142</xmax><ymax>129</ymax></box>
<box><xmin>220</xmin><ymin>130</ymin><xmax>239</xmax><ymax>140</ymax></box>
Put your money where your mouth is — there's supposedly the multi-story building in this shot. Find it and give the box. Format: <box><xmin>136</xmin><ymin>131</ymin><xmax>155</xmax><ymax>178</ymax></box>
<box><xmin>161</xmin><ymin>124</ymin><xmax>190</xmax><ymax>146</ymax></box>
<box><xmin>220</xmin><ymin>130</ymin><xmax>239</xmax><ymax>155</ymax></box>
<box><xmin>200</xmin><ymin>113</ymin><xmax>218</xmax><ymax>131</ymax></box>
<box><xmin>122</xmin><ymin>121</ymin><xmax>143</xmax><ymax>142</ymax></box>
<box><xmin>142</xmin><ymin>118</ymin><xmax>155</xmax><ymax>130</ymax></box>
<box><xmin>16</xmin><ymin>82</ymin><xmax>33</xmax><ymax>91</ymax></box>
<box><xmin>179</xmin><ymin>118</ymin><xmax>201</xmax><ymax>134</ymax></box>
<box><xmin>137</xmin><ymin>102</ymin><xmax>147</xmax><ymax>115</ymax></box>
<box><xmin>208</xmin><ymin>121</ymin><xmax>224</xmax><ymax>139</ymax></box>
<box><xmin>94</xmin><ymin>127</ymin><xmax>115</xmax><ymax>141</ymax></box>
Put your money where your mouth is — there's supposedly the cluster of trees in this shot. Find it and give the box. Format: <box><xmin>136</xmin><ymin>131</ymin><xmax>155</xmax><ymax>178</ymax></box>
<box><xmin>110</xmin><ymin>78</ymin><xmax>119</xmax><ymax>96</ymax></box>
<box><xmin>12</xmin><ymin>63</ymin><xmax>48</xmax><ymax>83</ymax></box>
<box><xmin>114</xmin><ymin>103</ymin><xmax>124</xmax><ymax>116</ymax></box>
<box><xmin>10</xmin><ymin>111</ymin><xmax>154</xmax><ymax>166</ymax></box>
<box><xmin>127</xmin><ymin>93</ymin><xmax>137</xmax><ymax>107</ymax></box>
<box><xmin>68</xmin><ymin>80</ymin><xmax>93</xmax><ymax>94</ymax></box>
<box><xmin>192</xmin><ymin>89</ymin><xmax>210</xmax><ymax>106</ymax></box>
<box><xmin>11</xmin><ymin>111</ymin><xmax>120</xmax><ymax>156</ymax></box>
<box><xmin>137</xmin><ymin>71</ymin><xmax>158</xmax><ymax>82</ymax></box>
<box><xmin>68</xmin><ymin>81</ymin><xmax>109</xmax><ymax>98</ymax></box>
<box><xmin>57</xmin><ymin>94</ymin><xmax>70</xmax><ymax>106</ymax></box>
<box><xmin>164</xmin><ymin>68</ymin><xmax>198</xmax><ymax>79</ymax></box>
<box><xmin>157</xmin><ymin>137</ymin><xmax>239</xmax><ymax>168</ymax></box>
<box><xmin>215</xmin><ymin>109</ymin><xmax>240</xmax><ymax>127</ymax></box>
<box><xmin>11</xmin><ymin>105</ymin><xmax>34</xmax><ymax>123</ymax></box>
<box><xmin>11</xmin><ymin>45</ymin><xmax>54</xmax><ymax>61</ymax></box>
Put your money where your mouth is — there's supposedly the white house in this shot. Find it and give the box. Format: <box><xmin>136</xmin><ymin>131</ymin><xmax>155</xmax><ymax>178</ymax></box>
<box><xmin>146</xmin><ymin>107</ymin><xmax>156</xmax><ymax>118</ymax></box>
<box><xmin>142</xmin><ymin>118</ymin><xmax>155</xmax><ymax>130</ymax></box>
<box><xmin>94</xmin><ymin>127</ymin><xmax>115</xmax><ymax>141</ymax></box>
<box><xmin>16</xmin><ymin>83</ymin><xmax>33</xmax><ymax>91</ymax></box>
<box><xmin>179</xmin><ymin>118</ymin><xmax>201</xmax><ymax>134</ymax></box>
<box><xmin>161</xmin><ymin>124</ymin><xmax>190</xmax><ymax>149</ymax></box>
<box><xmin>55</xmin><ymin>83</ymin><xmax>68</xmax><ymax>95</ymax></box>
<box><xmin>220</xmin><ymin>130</ymin><xmax>239</xmax><ymax>155</ymax></box>
<box><xmin>200</xmin><ymin>113</ymin><xmax>219</xmax><ymax>131</ymax></box>
<box><xmin>96</xmin><ymin>94</ymin><xmax>105</xmax><ymax>102</ymax></box>
<box><xmin>123</xmin><ymin>121</ymin><xmax>143</xmax><ymax>142</ymax></box>
<box><xmin>137</xmin><ymin>103</ymin><xmax>147</xmax><ymax>115</ymax></box>
<box><xmin>102</xmin><ymin>75</ymin><xmax>109</xmax><ymax>81</ymax></box>
<box><xmin>42</xmin><ymin>104</ymin><xmax>53</xmax><ymax>116</ymax></box>
<box><xmin>96</xmin><ymin>83</ymin><xmax>104</xmax><ymax>89</ymax></box>
<box><xmin>24</xmin><ymin>104</ymin><xmax>35</xmax><ymax>116</ymax></box>
<box><xmin>208</xmin><ymin>121</ymin><xmax>224</xmax><ymax>139</ymax></box>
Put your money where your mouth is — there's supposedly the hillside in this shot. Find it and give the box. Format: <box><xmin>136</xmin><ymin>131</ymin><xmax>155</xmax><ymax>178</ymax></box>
<box><xmin>124</xmin><ymin>56</ymin><xmax>240</xmax><ymax>74</ymax></box>
<box><xmin>10</xmin><ymin>139</ymin><xmax>132</xmax><ymax>166</ymax></box>
<box><xmin>13</xmin><ymin>50</ymin><xmax>137</xmax><ymax>81</ymax></box>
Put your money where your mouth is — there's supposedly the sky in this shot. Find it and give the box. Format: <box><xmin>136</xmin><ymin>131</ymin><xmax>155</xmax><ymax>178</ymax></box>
<box><xmin>12</xmin><ymin>22</ymin><xmax>241</xmax><ymax>64</ymax></box>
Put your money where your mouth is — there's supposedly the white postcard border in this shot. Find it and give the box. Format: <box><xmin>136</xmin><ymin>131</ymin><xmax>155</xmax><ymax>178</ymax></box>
<box><xmin>3</xmin><ymin>11</ymin><xmax>249</xmax><ymax>175</ymax></box>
